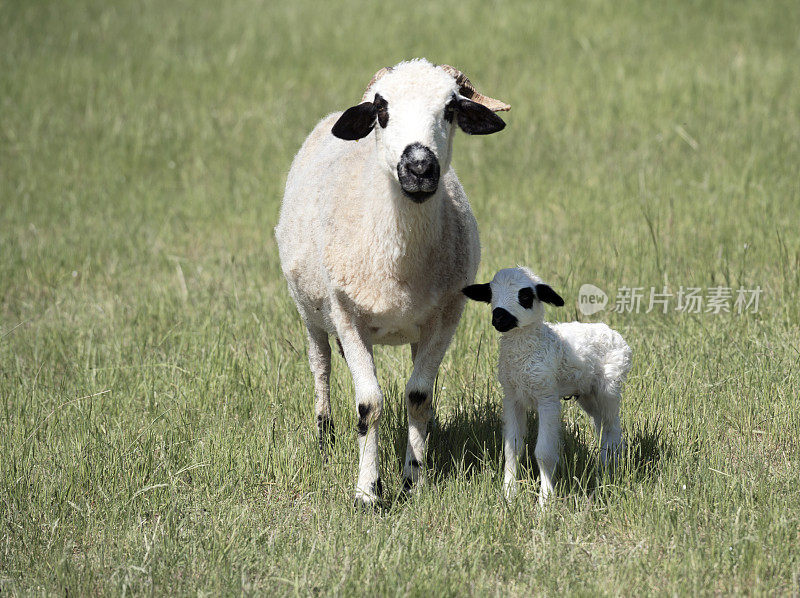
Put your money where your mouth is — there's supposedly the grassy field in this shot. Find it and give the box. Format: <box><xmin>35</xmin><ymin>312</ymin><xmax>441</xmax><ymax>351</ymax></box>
<box><xmin>2</xmin><ymin>0</ymin><xmax>800</xmax><ymax>594</ymax></box>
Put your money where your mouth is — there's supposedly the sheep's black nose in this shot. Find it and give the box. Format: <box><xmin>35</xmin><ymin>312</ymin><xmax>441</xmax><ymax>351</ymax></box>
<box><xmin>397</xmin><ymin>143</ymin><xmax>440</xmax><ymax>202</ymax></box>
<box><xmin>407</xmin><ymin>158</ymin><xmax>435</xmax><ymax>177</ymax></box>
<box><xmin>492</xmin><ymin>308</ymin><xmax>518</xmax><ymax>332</ymax></box>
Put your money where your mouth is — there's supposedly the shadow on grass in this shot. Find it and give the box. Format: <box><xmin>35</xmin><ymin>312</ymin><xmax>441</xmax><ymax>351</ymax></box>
<box><xmin>389</xmin><ymin>398</ymin><xmax>668</xmax><ymax>497</ymax></box>
<box><xmin>558</xmin><ymin>414</ymin><xmax>668</xmax><ymax>499</ymax></box>
<box><xmin>426</xmin><ymin>399</ymin><xmax>505</xmax><ymax>481</ymax></box>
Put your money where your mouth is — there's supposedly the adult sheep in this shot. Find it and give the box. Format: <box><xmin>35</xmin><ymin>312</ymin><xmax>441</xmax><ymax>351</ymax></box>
<box><xmin>275</xmin><ymin>58</ymin><xmax>509</xmax><ymax>505</ymax></box>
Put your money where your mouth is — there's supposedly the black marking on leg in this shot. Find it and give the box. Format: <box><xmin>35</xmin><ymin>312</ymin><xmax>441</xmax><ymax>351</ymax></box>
<box><xmin>335</xmin><ymin>337</ymin><xmax>345</xmax><ymax>358</ymax></box>
<box><xmin>408</xmin><ymin>390</ymin><xmax>428</xmax><ymax>407</ymax></box>
<box><xmin>356</xmin><ymin>403</ymin><xmax>372</xmax><ymax>436</ymax></box>
<box><xmin>402</xmin><ymin>477</ymin><xmax>413</xmax><ymax>492</ymax></box>
<box><xmin>410</xmin><ymin>459</ymin><xmax>421</xmax><ymax>468</ymax></box>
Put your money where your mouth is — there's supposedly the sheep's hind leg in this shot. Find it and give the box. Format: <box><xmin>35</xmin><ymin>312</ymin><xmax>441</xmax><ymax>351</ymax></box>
<box><xmin>306</xmin><ymin>325</ymin><xmax>334</xmax><ymax>456</ymax></box>
<box><xmin>401</xmin><ymin>305</ymin><xmax>462</xmax><ymax>493</ymax></box>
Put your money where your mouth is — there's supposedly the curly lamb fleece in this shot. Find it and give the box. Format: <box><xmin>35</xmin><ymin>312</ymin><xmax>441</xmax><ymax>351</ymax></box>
<box><xmin>464</xmin><ymin>266</ymin><xmax>632</xmax><ymax>504</ymax></box>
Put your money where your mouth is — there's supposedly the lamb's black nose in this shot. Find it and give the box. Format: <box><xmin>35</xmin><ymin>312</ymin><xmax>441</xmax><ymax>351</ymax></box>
<box><xmin>492</xmin><ymin>308</ymin><xmax>518</xmax><ymax>332</ymax></box>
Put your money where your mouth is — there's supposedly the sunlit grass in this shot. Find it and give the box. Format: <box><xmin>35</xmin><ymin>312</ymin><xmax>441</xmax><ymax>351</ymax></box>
<box><xmin>2</xmin><ymin>0</ymin><xmax>799</xmax><ymax>594</ymax></box>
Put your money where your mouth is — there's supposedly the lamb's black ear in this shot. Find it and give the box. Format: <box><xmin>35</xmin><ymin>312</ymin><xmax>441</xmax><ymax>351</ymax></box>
<box><xmin>535</xmin><ymin>283</ymin><xmax>565</xmax><ymax>307</ymax></box>
<box><xmin>454</xmin><ymin>98</ymin><xmax>506</xmax><ymax>135</ymax></box>
<box><xmin>463</xmin><ymin>283</ymin><xmax>492</xmax><ymax>303</ymax></box>
<box><xmin>331</xmin><ymin>102</ymin><xmax>378</xmax><ymax>140</ymax></box>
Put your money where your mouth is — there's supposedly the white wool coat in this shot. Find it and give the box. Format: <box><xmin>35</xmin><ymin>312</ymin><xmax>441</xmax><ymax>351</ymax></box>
<box><xmin>499</xmin><ymin>321</ymin><xmax>632</xmax><ymax>405</ymax></box>
<box><xmin>275</xmin><ymin>112</ymin><xmax>480</xmax><ymax>346</ymax></box>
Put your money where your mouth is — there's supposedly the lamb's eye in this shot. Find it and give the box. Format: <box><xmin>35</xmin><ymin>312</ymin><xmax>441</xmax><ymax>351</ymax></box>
<box><xmin>444</xmin><ymin>100</ymin><xmax>455</xmax><ymax>123</ymax></box>
<box><xmin>518</xmin><ymin>287</ymin><xmax>535</xmax><ymax>309</ymax></box>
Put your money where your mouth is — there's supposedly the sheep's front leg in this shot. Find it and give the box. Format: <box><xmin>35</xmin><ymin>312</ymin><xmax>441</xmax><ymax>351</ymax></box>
<box><xmin>332</xmin><ymin>305</ymin><xmax>383</xmax><ymax>506</ymax></box>
<box><xmin>535</xmin><ymin>397</ymin><xmax>562</xmax><ymax>506</ymax></box>
<box><xmin>502</xmin><ymin>397</ymin><xmax>528</xmax><ymax>499</ymax></box>
<box><xmin>401</xmin><ymin>301</ymin><xmax>463</xmax><ymax>492</ymax></box>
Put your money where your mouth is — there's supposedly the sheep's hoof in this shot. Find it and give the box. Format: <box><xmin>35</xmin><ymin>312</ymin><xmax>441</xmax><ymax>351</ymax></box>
<box><xmin>538</xmin><ymin>489</ymin><xmax>556</xmax><ymax>508</ymax></box>
<box><xmin>353</xmin><ymin>479</ymin><xmax>383</xmax><ymax>510</ymax></box>
<box><xmin>503</xmin><ymin>483</ymin><xmax>518</xmax><ymax>502</ymax></box>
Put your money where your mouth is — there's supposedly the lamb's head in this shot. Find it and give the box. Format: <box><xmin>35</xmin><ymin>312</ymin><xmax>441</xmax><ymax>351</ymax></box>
<box><xmin>331</xmin><ymin>59</ymin><xmax>509</xmax><ymax>203</ymax></box>
<box><xmin>463</xmin><ymin>267</ymin><xmax>565</xmax><ymax>332</ymax></box>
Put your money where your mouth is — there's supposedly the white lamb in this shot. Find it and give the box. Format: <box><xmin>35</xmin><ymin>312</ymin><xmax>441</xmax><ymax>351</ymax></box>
<box><xmin>463</xmin><ymin>266</ymin><xmax>631</xmax><ymax>504</ymax></box>
<box><xmin>276</xmin><ymin>59</ymin><xmax>510</xmax><ymax>506</ymax></box>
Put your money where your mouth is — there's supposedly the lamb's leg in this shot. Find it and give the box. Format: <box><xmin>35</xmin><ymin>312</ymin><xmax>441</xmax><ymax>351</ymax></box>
<box><xmin>535</xmin><ymin>397</ymin><xmax>562</xmax><ymax>506</ymax></box>
<box><xmin>306</xmin><ymin>326</ymin><xmax>334</xmax><ymax>455</ymax></box>
<box><xmin>502</xmin><ymin>397</ymin><xmax>527</xmax><ymax>499</ymax></box>
<box><xmin>401</xmin><ymin>300</ymin><xmax>463</xmax><ymax>492</ymax></box>
<box><xmin>578</xmin><ymin>389</ymin><xmax>624</xmax><ymax>466</ymax></box>
<box><xmin>331</xmin><ymin>305</ymin><xmax>383</xmax><ymax>506</ymax></box>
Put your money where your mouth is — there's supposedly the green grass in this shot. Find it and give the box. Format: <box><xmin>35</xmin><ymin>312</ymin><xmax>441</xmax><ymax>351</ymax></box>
<box><xmin>2</xmin><ymin>0</ymin><xmax>799</xmax><ymax>594</ymax></box>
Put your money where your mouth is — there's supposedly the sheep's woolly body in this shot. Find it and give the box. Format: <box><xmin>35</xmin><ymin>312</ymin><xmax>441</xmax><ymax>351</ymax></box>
<box><xmin>276</xmin><ymin>59</ymin><xmax>489</xmax><ymax>504</ymax></box>
<box><xmin>277</xmin><ymin>111</ymin><xmax>479</xmax><ymax>345</ymax></box>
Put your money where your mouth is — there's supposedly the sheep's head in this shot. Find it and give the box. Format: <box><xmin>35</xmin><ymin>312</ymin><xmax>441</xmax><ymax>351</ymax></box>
<box><xmin>331</xmin><ymin>59</ymin><xmax>509</xmax><ymax>203</ymax></box>
<box><xmin>463</xmin><ymin>267</ymin><xmax>565</xmax><ymax>332</ymax></box>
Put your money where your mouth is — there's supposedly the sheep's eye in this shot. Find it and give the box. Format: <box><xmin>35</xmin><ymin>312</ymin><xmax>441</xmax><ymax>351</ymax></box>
<box><xmin>518</xmin><ymin>287</ymin><xmax>535</xmax><ymax>309</ymax></box>
<box><xmin>374</xmin><ymin>94</ymin><xmax>389</xmax><ymax>128</ymax></box>
<box><xmin>444</xmin><ymin>100</ymin><xmax>456</xmax><ymax>123</ymax></box>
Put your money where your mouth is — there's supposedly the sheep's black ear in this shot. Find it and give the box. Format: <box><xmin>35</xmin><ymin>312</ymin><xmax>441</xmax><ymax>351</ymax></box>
<box><xmin>535</xmin><ymin>283</ymin><xmax>565</xmax><ymax>307</ymax></box>
<box><xmin>454</xmin><ymin>98</ymin><xmax>506</xmax><ymax>135</ymax></box>
<box><xmin>332</xmin><ymin>102</ymin><xmax>378</xmax><ymax>140</ymax></box>
<box><xmin>463</xmin><ymin>283</ymin><xmax>492</xmax><ymax>303</ymax></box>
